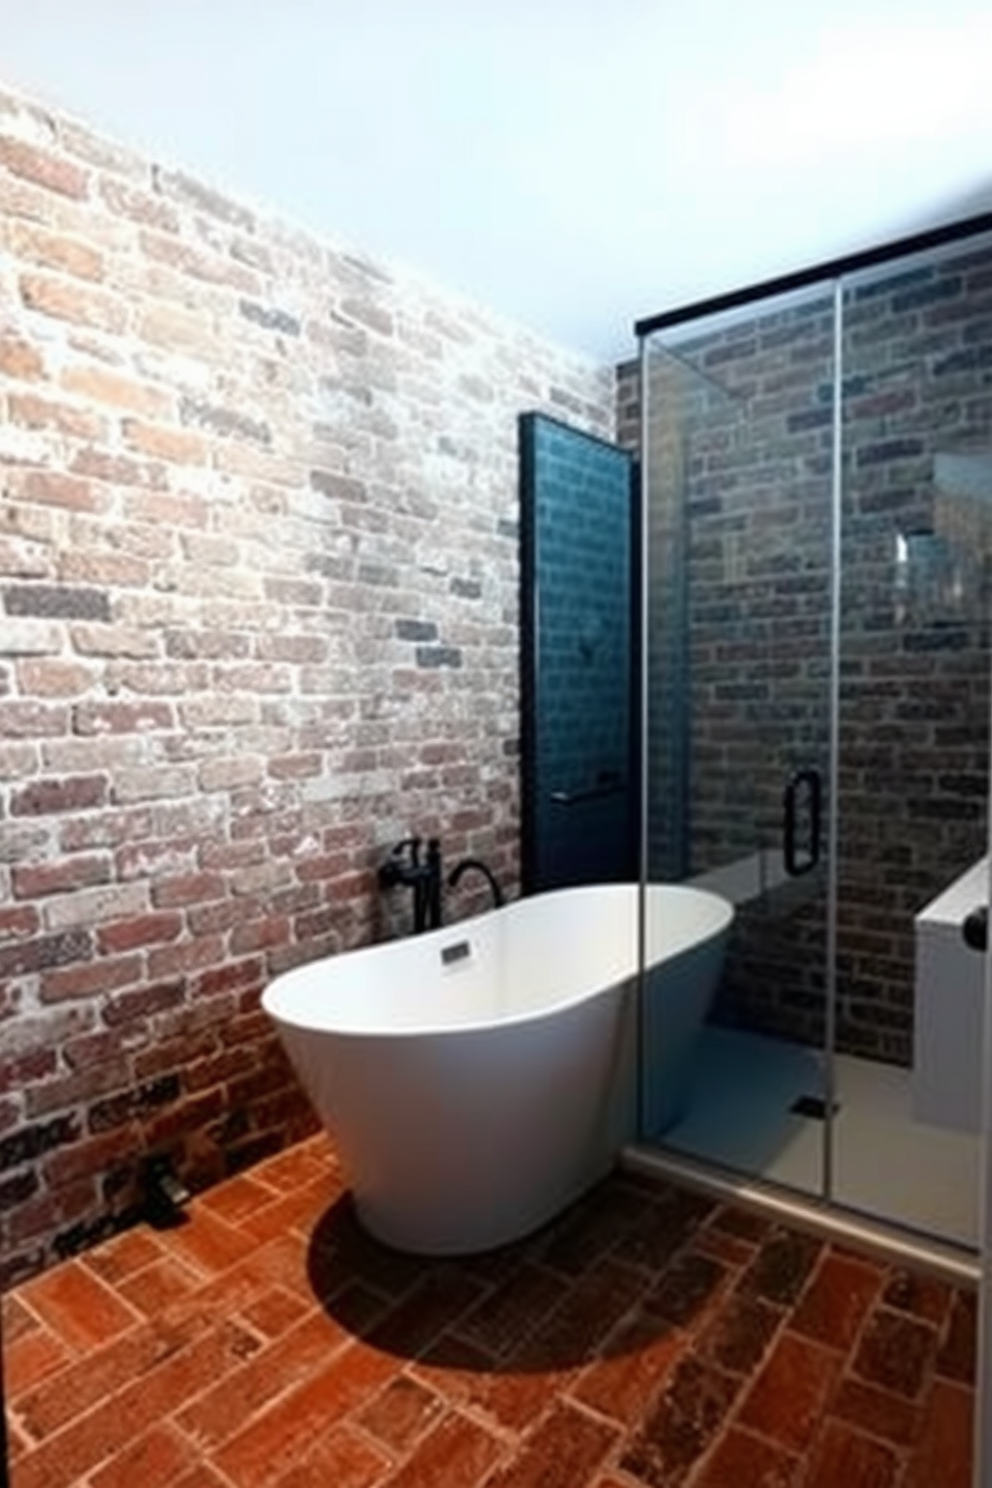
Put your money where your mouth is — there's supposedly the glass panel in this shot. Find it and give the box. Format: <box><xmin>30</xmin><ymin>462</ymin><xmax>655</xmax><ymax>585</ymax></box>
<box><xmin>642</xmin><ymin>286</ymin><xmax>836</xmax><ymax>1197</ymax></box>
<box><xmin>833</xmin><ymin>234</ymin><xmax>992</xmax><ymax>1247</ymax></box>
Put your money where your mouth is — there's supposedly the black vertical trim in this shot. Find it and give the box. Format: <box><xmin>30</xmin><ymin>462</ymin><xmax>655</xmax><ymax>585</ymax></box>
<box><xmin>628</xmin><ymin>455</ymin><xmax>643</xmax><ymax>879</ymax></box>
<box><xmin>518</xmin><ymin>413</ymin><xmax>539</xmax><ymax>896</ymax></box>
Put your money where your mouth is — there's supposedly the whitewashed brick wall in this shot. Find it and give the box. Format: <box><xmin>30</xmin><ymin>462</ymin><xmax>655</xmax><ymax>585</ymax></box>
<box><xmin>0</xmin><ymin>82</ymin><xmax>616</xmax><ymax>1279</ymax></box>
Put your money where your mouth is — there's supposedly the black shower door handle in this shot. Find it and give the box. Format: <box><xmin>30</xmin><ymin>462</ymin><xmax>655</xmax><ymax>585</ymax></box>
<box><xmin>784</xmin><ymin>768</ymin><xmax>822</xmax><ymax>876</ymax></box>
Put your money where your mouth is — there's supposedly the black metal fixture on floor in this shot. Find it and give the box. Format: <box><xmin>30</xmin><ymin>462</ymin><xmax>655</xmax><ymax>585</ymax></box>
<box><xmin>141</xmin><ymin>1153</ymin><xmax>191</xmax><ymax>1228</ymax></box>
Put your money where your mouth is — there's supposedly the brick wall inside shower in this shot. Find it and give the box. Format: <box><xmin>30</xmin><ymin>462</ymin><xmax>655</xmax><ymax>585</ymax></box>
<box><xmin>0</xmin><ymin>83</ymin><xmax>615</xmax><ymax>1280</ymax></box>
<box><xmin>619</xmin><ymin>243</ymin><xmax>992</xmax><ymax>1065</ymax></box>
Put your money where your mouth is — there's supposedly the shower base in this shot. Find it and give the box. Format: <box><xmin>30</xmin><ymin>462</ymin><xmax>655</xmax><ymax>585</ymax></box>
<box><xmin>642</xmin><ymin>1025</ymin><xmax>980</xmax><ymax>1253</ymax></box>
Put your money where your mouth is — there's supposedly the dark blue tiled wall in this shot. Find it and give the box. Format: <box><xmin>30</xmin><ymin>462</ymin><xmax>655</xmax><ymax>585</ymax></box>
<box><xmin>520</xmin><ymin>413</ymin><xmax>637</xmax><ymax>889</ymax></box>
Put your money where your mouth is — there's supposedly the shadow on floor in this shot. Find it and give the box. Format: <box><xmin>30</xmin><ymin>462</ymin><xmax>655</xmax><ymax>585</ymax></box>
<box><xmin>304</xmin><ymin>1170</ymin><xmax>726</xmax><ymax>1371</ymax></box>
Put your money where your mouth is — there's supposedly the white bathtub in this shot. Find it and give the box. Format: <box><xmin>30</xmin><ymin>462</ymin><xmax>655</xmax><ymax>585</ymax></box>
<box><xmin>262</xmin><ymin>882</ymin><xmax>733</xmax><ymax>1253</ymax></box>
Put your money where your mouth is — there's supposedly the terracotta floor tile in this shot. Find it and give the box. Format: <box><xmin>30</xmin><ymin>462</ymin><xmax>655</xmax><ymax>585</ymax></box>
<box><xmin>117</xmin><ymin>1256</ymin><xmax>204</xmax><ymax>1316</ymax></box>
<box><xmin>881</xmin><ymin>1268</ymin><xmax>953</xmax><ymax>1327</ymax></box>
<box><xmin>239</xmin><ymin>1170</ymin><xmax>345</xmax><ymax>1246</ymax></box>
<box><xmin>15</xmin><ymin>1316</ymin><xmax>201</xmax><ymax>1439</ymax></box>
<box><xmin>364</xmin><ymin>1266</ymin><xmax>486</xmax><ymax>1361</ymax></box>
<box><xmin>309</xmin><ymin>1198</ymin><xmax>427</xmax><ymax>1298</ymax></box>
<box><xmin>902</xmin><ymin>1379</ymin><xmax>974</xmax><ymax>1488</ymax></box>
<box><xmin>3</xmin><ymin>1325</ymin><xmax>73</xmax><ymax>1397</ymax></box>
<box><xmin>458</xmin><ymin>1233</ymin><xmax>545</xmax><ymax>1287</ymax></box>
<box><xmin>87</xmin><ymin>1422</ymin><xmax>197</xmax><ymax>1488</ymax></box>
<box><xmin>695</xmin><ymin>1293</ymin><xmax>782</xmax><ymax>1376</ymax></box>
<box><xmin>270</xmin><ymin>1423</ymin><xmax>392</xmax><ymax>1488</ymax></box>
<box><xmin>620</xmin><ymin>1187</ymin><xmax>716</xmax><ymax>1273</ymax></box>
<box><xmin>693</xmin><ymin>1227</ymin><xmax>759</xmax><ymax>1269</ymax></box>
<box><xmin>475</xmin><ymin>1258</ymin><xmax>646</xmax><ymax>1433</ymax></box>
<box><xmin>789</xmin><ymin>1252</ymin><xmax>882</xmax><ymax>1353</ymax></box>
<box><xmin>452</xmin><ymin>1261</ymin><xmax>569</xmax><ymax>1358</ymax></box>
<box><xmin>18</xmin><ymin>1260</ymin><xmax>141</xmax><ymax>1353</ymax></box>
<box><xmin>737</xmin><ymin>1229</ymin><xmax>822</xmax><ymax>1308</ymax></box>
<box><xmin>620</xmin><ymin>1354</ymin><xmax>742</xmax><ymax>1488</ymax></box>
<box><xmin>409</xmin><ymin>1332</ymin><xmax>497</xmax><ymax>1410</ymax></box>
<box><xmin>568</xmin><ymin>1306</ymin><xmax>686</xmax><ymax>1426</ymax></box>
<box><xmin>851</xmin><ymin>1306</ymin><xmax>938</xmax><ymax>1399</ymax></box>
<box><xmin>484</xmin><ymin>1399</ymin><xmax>618</xmax><ymax>1488</ymax></box>
<box><xmin>7</xmin><ymin>1419</ymin><xmax>32</xmax><ymax>1463</ymax></box>
<box><xmin>936</xmin><ymin>1289</ymin><xmax>977</xmax><ymax>1384</ymax></box>
<box><xmin>354</xmin><ymin>1374</ymin><xmax>446</xmax><ymax>1454</ymax></box>
<box><xmin>209</xmin><ymin>1339</ymin><xmax>398</xmax><ymax>1488</ymax></box>
<box><xmin>253</xmin><ymin>1136</ymin><xmax>337</xmax><ymax>1193</ymax></box>
<box><xmin>240</xmin><ymin>1233</ymin><xmax>322</xmax><ymax>1304</ymax></box>
<box><xmin>692</xmin><ymin>1425</ymin><xmax>801</xmax><ymax>1487</ymax></box>
<box><xmin>168</xmin><ymin>1467</ymin><xmax>232</xmax><ymax>1488</ymax></box>
<box><xmin>379</xmin><ymin>1409</ymin><xmax>505</xmax><ymax>1488</ymax></box>
<box><xmin>825</xmin><ymin>1240</ymin><xmax>884</xmax><ymax>1267</ymax></box>
<box><xmin>802</xmin><ymin>1420</ymin><xmax>901</xmax><ymax>1488</ymax></box>
<box><xmin>154</xmin><ymin>1271</ymin><xmax>268</xmax><ymax>1345</ymax></box>
<box><xmin>645</xmin><ymin>1249</ymin><xmax>728</xmax><ymax>1328</ymax></box>
<box><xmin>737</xmin><ymin>1332</ymin><xmax>843</xmax><ymax>1453</ymax></box>
<box><xmin>461</xmin><ymin>1361</ymin><xmax>564</xmax><ymax>1439</ymax></box>
<box><xmin>237</xmin><ymin>1285</ymin><xmax>313</xmax><ymax>1341</ymax></box>
<box><xmin>156</xmin><ymin>1238</ymin><xmax>349</xmax><ymax>1340</ymax></box>
<box><xmin>3</xmin><ymin>1134</ymin><xmax>984</xmax><ymax>1488</ymax></box>
<box><xmin>523</xmin><ymin>1257</ymin><xmax>646</xmax><ymax>1371</ymax></box>
<box><xmin>200</xmin><ymin>1230</ymin><xmax>362</xmax><ymax>1323</ymax></box>
<box><xmin>193</xmin><ymin>1172</ymin><xmax>282</xmax><ymax>1228</ymax></box>
<box><xmin>155</xmin><ymin>1208</ymin><xmax>262</xmax><ymax>1277</ymax></box>
<box><xmin>175</xmin><ymin>1304</ymin><xmax>362</xmax><ymax>1451</ymax></box>
<box><xmin>313</xmin><ymin>1277</ymin><xmax>389</xmax><ymax>1340</ymax></box>
<box><xmin>829</xmin><ymin>1377</ymin><xmax>921</xmax><ymax>1447</ymax></box>
<box><xmin>81</xmin><ymin>1227</ymin><xmax>165</xmax><ymax>1287</ymax></box>
<box><xmin>2</xmin><ymin>1297</ymin><xmax>41</xmax><ymax>1345</ymax></box>
<box><xmin>538</xmin><ymin>1181</ymin><xmax>656</xmax><ymax>1276</ymax></box>
<box><xmin>709</xmin><ymin>1206</ymin><xmax>772</xmax><ymax>1243</ymax></box>
<box><xmin>623</xmin><ymin>1171</ymin><xmax>683</xmax><ymax>1202</ymax></box>
<box><xmin>12</xmin><ymin>1321</ymin><xmax>261</xmax><ymax>1488</ymax></box>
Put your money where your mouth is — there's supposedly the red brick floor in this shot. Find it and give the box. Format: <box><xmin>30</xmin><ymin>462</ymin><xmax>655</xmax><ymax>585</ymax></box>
<box><xmin>1</xmin><ymin>1134</ymin><xmax>977</xmax><ymax>1488</ymax></box>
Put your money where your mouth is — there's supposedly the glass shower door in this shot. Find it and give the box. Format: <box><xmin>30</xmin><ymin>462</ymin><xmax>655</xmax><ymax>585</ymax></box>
<box><xmin>642</xmin><ymin>286</ymin><xmax>838</xmax><ymax>1198</ymax></box>
<box><xmin>831</xmin><ymin>235</ymin><xmax>992</xmax><ymax>1246</ymax></box>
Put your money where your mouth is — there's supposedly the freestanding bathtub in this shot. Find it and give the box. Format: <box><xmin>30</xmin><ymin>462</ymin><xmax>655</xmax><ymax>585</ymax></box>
<box><xmin>262</xmin><ymin>882</ymin><xmax>733</xmax><ymax>1254</ymax></box>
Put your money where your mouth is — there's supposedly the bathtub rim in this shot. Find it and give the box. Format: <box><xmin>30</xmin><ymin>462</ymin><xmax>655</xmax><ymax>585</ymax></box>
<box><xmin>262</xmin><ymin>880</ymin><xmax>734</xmax><ymax>1043</ymax></box>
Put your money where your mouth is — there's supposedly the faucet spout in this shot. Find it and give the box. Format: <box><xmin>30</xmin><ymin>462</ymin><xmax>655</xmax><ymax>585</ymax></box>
<box><xmin>446</xmin><ymin>857</ymin><xmax>504</xmax><ymax>909</ymax></box>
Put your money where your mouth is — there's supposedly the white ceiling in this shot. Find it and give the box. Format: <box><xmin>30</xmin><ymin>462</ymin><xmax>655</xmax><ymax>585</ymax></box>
<box><xmin>3</xmin><ymin>0</ymin><xmax>992</xmax><ymax>362</ymax></box>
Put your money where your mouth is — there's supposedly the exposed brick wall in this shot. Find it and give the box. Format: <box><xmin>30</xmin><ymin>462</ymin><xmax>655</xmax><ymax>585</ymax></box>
<box><xmin>0</xmin><ymin>82</ymin><xmax>615</xmax><ymax>1280</ymax></box>
<box><xmin>623</xmin><ymin>241</ymin><xmax>992</xmax><ymax>1066</ymax></box>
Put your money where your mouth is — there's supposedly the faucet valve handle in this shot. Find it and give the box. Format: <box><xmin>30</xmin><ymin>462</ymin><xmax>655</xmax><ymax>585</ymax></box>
<box><xmin>391</xmin><ymin>835</ymin><xmax>421</xmax><ymax>865</ymax></box>
<box><xmin>378</xmin><ymin>835</ymin><xmax>422</xmax><ymax>891</ymax></box>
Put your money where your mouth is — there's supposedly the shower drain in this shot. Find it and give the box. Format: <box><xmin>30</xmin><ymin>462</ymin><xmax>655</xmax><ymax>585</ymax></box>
<box><xmin>790</xmin><ymin>1094</ymin><xmax>840</xmax><ymax>1120</ymax></box>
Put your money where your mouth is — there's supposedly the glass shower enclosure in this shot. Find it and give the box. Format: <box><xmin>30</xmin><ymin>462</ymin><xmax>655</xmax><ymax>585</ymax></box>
<box><xmin>636</xmin><ymin>213</ymin><xmax>992</xmax><ymax>1253</ymax></box>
